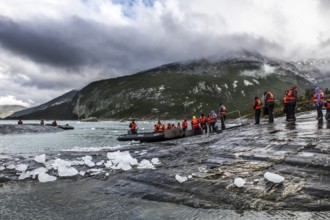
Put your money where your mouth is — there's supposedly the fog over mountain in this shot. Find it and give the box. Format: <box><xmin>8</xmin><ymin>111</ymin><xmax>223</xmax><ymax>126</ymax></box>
<box><xmin>0</xmin><ymin>0</ymin><xmax>330</xmax><ymax>106</ymax></box>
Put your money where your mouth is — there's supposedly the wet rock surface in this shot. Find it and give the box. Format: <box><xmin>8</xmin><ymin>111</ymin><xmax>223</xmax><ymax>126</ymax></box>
<box><xmin>0</xmin><ymin>112</ymin><xmax>329</xmax><ymax>217</ymax></box>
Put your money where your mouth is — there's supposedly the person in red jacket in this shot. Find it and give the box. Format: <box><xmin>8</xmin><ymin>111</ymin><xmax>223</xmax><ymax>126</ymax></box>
<box><xmin>52</xmin><ymin>120</ymin><xmax>57</xmax><ymax>126</ymax></box>
<box><xmin>283</xmin><ymin>91</ymin><xmax>289</xmax><ymax>121</ymax></box>
<box><xmin>313</xmin><ymin>87</ymin><xmax>325</xmax><ymax>120</ymax></box>
<box><xmin>287</xmin><ymin>86</ymin><xmax>298</xmax><ymax>121</ymax></box>
<box><xmin>264</xmin><ymin>91</ymin><xmax>275</xmax><ymax>123</ymax></box>
<box><xmin>18</xmin><ymin>119</ymin><xmax>23</xmax><ymax>125</ymax></box>
<box><xmin>181</xmin><ymin>118</ymin><xmax>188</xmax><ymax>133</ymax></box>
<box><xmin>199</xmin><ymin>113</ymin><xmax>208</xmax><ymax>134</ymax></box>
<box><xmin>129</xmin><ymin>120</ymin><xmax>137</xmax><ymax>134</ymax></box>
<box><xmin>253</xmin><ymin>96</ymin><xmax>262</xmax><ymax>124</ymax></box>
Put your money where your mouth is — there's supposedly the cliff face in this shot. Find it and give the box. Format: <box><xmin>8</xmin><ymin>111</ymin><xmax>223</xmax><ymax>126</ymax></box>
<box><xmin>8</xmin><ymin>53</ymin><xmax>323</xmax><ymax>120</ymax></box>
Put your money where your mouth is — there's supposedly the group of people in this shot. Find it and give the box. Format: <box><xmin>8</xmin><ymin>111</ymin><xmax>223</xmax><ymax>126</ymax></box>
<box><xmin>17</xmin><ymin>119</ymin><xmax>58</xmax><ymax>126</ymax></box>
<box><xmin>128</xmin><ymin>104</ymin><xmax>228</xmax><ymax>134</ymax></box>
<box><xmin>253</xmin><ymin>85</ymin><xmax>330</xmax><ymax>124</ymax></box>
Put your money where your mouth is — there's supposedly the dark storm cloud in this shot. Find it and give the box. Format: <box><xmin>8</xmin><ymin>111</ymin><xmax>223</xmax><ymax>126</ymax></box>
<box><xmin>0</xmin><ymin>17</ymin><xmax>87</xmax><ymax>67</ymax></box>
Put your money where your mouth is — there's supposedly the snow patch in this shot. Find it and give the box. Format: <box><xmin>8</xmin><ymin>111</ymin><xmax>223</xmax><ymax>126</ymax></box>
<box><xmin>244</xmin><ymin>80</ymin><xmax>253</xmax><ymax>86</ymax></box>
<box><xmin>233</xmin><ymin>81</ymin><xmax>238</xmax><ymax>88</ymax></box>
<box><xmin>252</xmin><ymin>79</ymin><xmax>260</xmax><ymax>84</ymax></box>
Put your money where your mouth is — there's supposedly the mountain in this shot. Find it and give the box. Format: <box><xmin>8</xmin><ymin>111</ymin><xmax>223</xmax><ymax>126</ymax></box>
<box><xmin>7</xmin><ymin>90</ymin><xmax>78</xmax><ymax>120</ymax></box>
<box><xmin>0</xmin><ymin>105</ymin><xmax>26</xmax><ymax>119</ymax></box>
<box><xmin>9</xmin><ymin>52</ymin><xmax>328</xmax><ymax>120</ymax></box>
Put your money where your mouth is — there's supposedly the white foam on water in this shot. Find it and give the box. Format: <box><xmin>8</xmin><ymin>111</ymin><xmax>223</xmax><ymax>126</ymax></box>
<box><xmin>234</xmin><ymin>178</ymin><xmax>246</xmax><ymax>187</ymax></box>
<box><xmin>38</xmin><ymin>173</ymin><xmax>57</xmax><ymax>183</ymax></box>
<box><xmin>175</xmin><ymin>174</ymin><xmax>188</xmax><ymax>183</ymax></box>
<box><xmin>34</xmin><ymin>154</ymin><xmax>46</xmax><ymax>163</ymax></box>
<box><xmin>264</xmin><ymin>172</ymin><xmax>284</xmax><ymax>183</ymax></box>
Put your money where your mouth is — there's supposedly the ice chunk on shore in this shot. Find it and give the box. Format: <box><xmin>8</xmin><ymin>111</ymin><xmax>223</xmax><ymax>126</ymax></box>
<box><xmin>58</xmin><ymin>166</ymin><xmax>78</xmax><ymax>177</ymax></box>
<box><xmin>234</xmin><ymin>178</ymin><xmax>246</xmax><ymax>187</ymax></box>
<box><xmin>52</xmin><ymin>158</ymin><xmax>72</xmax><ymax>170</ymax></box>
<box><xmin>264</xmin><ymin>172</ymin><xmax>284</xmax><ymax>183</ymax></box>
<box><xmin>175</xmin><ymin>174</ymin><xmax>188</xmax><ymax>183</ymax></box>
<box><xmin>0</xmin><ymin>166</ymin><xmax>5</xmax><ymax>171</ymax></box>
<box><xmin>6</xmin><ymin>164</ymin><xmax>15</xmax><ymax>170</ymax></box>
<box><xmin>38</xmin><ymin>173</ymin><xmax>57</xmax><ymax>183</ymax></box>
<box><xmin>138</xmin><ymin>159</ymin><xmax>155</xmax><ymax>170</ymax></box>
<box><xmin>82</xmin><ymin>155</ymin><xmax>95</xmax><ymax>167</ymax></box>
<box><xmin>19</xmin><ymin>167</ymin><xmax>48</xmax><ymax>180</ymax></box>
<box><xmin>79</xmin><ymin>171</ymin><xmax>86</xmax><ymax>176</ymax></box>
<box><xmin>96</xmin><ymin>160</ymin><xmax>104</xmax><ymax>166</ymax></box>
<box><xmin>15</xmin><ymin>164</ymin><xmax>28</xmax><ymax>172</ymax></box>
<box><xmin>151</xmin><ymin>158</ymin><xmax>161</xmax><ymax>165</ymax></box>
<box><xmin>107</xmin><ymin>151</ymin><xmax>138</xmax><ymax>171</ymax></box>
<box><xmin>104</xmin><ymin>160</ymin><xmax>112</xmax><ymax>168</ymax></box>
<box><xmin>34</xmin><ymin>154</ymin><xmax>46</xmax><ymax>163</ymax></box>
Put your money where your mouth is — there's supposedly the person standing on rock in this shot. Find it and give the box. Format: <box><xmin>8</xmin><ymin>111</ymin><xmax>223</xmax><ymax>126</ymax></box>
<box><xmin>209</xmin><ymin>110</ymin><xmax>217</xmax><ymax>132</ymax></box>
<box><xmin>324</xmin><ymin>96</ymin><xmax>330</xmax><ymax>121</ymax></box>
<box><xmin>313</xmin><ymin>87</ymin><xmax>324</xmax><ymax>120</ymax></box>
<box><xmin>40</xmin><ymin>120</ymin><xmax>44</xmax><ymax>125</ymax></box>
<box><xmin>287</xmin><ymin>85</ymin><xmax>298</xmax><ymax>121</ymax></box>
<box><xmin>218</xmin><ymin>104</ymin><xmax>227</xmax><ymax>130</ymax></box>
<box><xmin>264</xmin><ymin>91</ymin><xmax>275</xmax><ymax>123</ymax></box>
<box><xmin>253</xmin><ymin>96</ymin><xmax>262</xmax><ymax>124</ymax></box>
<box><xmin>199</xmin><ymin>113</ymin><xmax>208</xmax><ymax>134</ymax></box>
<box><xmin>283</xmin><ymin>91</ymin><xmax>289</xmax><ymax>121</ymax></box>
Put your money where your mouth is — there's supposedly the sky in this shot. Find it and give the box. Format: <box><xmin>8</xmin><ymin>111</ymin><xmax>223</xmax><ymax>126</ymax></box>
<box><xmin>0</xmin><ymin>0</ymin><xmax>330</xmax><ymax>107</ymax></box>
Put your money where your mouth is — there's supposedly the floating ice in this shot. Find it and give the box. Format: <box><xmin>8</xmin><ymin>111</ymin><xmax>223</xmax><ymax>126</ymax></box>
<box><xmin>15</xmin><ymin>164</ymin><xmax>28</xmax><ymax>172</ymax></box>
<box><xmin>34</xmin><ymin>154</ymin><xmax>46</xmax><ymax>163</ymax></box>
<box><xmin>38</xmin><ymin>173</ymin><xmax>57</xmax><ymax>183</ymax></box>
<box><xmin>175</xmin><ymin>174</ymin><xmax>188</xmax><ymax>183</ymax></box>
<box><xmin>234</xmin><ymin>178</ymin><xmax>246</xmax><ymax>187</ymax></box>
<box><xmin>0</xmin><ymin>166</ymin><xmax>5</xmax><ymax>171</ymax></box>
<box><xmin>137</xmin><ymin>159</ymin><xmax>155</xmax><ymax>170</ymax></box>
<box><xmin>264</xmin><ymin>172</ymin><xmax>284</xmax><ymax>183</ymax></box>
<box><xmin>151</xmin><ymin>158</ymin><xmax>161</xmax><ymax>165</ymax></box>
<box><xmin>58</xmin><ymin>166</ymin><xmax>78</xmax><ymax>177</ymax></box>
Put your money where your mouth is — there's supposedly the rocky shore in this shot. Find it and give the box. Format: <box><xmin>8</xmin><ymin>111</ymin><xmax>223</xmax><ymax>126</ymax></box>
<box><xmin>0</xmin><ymin>112</ymin><xmax>329</xmax><ymax>218</ymax></box>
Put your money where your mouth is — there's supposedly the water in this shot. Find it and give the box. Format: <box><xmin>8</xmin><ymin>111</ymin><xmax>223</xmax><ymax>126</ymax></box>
<box><xmin>0</xmin><ymin>120</ymin><xmax>158</xmax><ymax>154</ymax></box>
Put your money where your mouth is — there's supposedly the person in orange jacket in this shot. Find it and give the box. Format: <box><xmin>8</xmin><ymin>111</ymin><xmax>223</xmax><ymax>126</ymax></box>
<box><xmin>287</xmin><ymin>86</ymin><xmax>298</xmax><ymax>121</ymax></box>
<box><xmin>324</xmin><ymin>96</ymin><xmax>330</xmax><ymax>121</ymax></box>
<box><xmin>199</xmin><ymin>113</ymin><xmax>208</xmax><ymax>134</ymax></box>
<box><xmin>283</xmin><ymin>91</ymin><xmax>289</xmax><ymax>121</ymax></box>
<box><xmin>264</xmin><ymin>91</ymin><xmax>275</xmax><ymax>123</ymax></box>
<box><xmin>191</xmin><ymin>116</ymin><xmax>200</xmax><ymax>134</ymax></box>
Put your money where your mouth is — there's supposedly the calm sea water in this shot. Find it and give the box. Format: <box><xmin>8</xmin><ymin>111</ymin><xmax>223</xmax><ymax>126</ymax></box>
<box><xmin>0</xmin><ymin>120</ymin><xmax>160</xmax><ymax>154</ymax></box>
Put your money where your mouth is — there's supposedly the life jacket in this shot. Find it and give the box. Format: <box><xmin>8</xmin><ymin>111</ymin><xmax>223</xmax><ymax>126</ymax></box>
<box><xmin>154</xmin><ymin>126</ymin><xmax>158</xmax><ymax>132</ymax></box>
<box><xmin>209</xmin><ymin>113</ymin><xmax>217</xmax><ymax>123</ymax></box>
<box><xmin>158</xmin><ymin>126</ymin><xmax>164</xmax><ymax>132</ymax></box>
<box><xmin>254</xmin><ymin>99</ymin><xmax>262</xmax><ymax>110</ymax></box>
<box><xmin>199</xmin><ymin>116</ymin><xmax>207</xmax><ymax>124</ymax></box>
<box><xmin>219</xmin><ymin>105</ymin><xmax>227</xmax><ymax>115</ymax></box>
<box><xmin>177</xmin><ymin>124</ymin><xmax>181</xmax><ymax>129</ymax></box>
<box><xmin>266</xmin><ymin>92</ymin><xmax>274</xmax><ymax>103</ymax></box>
<box><xmin>182</xmin><ymin>121</ymin><xmax>188</xmax><ymax>128</ymax></box>
<box><xmin>283</xmin><ymin>95</ymin><xmax>289</xmax><ymax>104</ymax></box>
<box><xmin>191</xmin><ymin>118</ymin><xmax>200</xmax><ymax>129</ymax></box>
<box><xmin>313</xmin><ymin>91</ymin><xmax>325</xmax><ymax>103</ymax></box>
<box><xmin>326</xmin><ymin>101</ymin><xmax>330</xmax><ymax>109</ymax></box>
<box><xmin>287</xmin><ymin>88</ymin><xmax>297</xmax><ymax>101</ymax></box>
<box><xmin>171</xmin><ymin>125</ymin><xmax>175</xmax><ymax>129</ymax></box>
<box><xmin>130</xmin><ymin>122</ymin><xmax>137</xmax><ymax>131</ymax></box>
